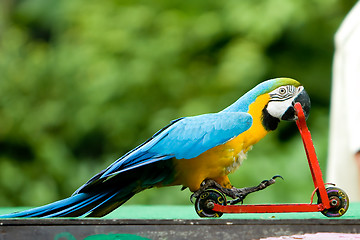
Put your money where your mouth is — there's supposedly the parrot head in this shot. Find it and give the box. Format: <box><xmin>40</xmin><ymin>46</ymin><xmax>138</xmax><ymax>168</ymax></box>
<box><xmin>266</xmin><ymin>82</ymin><xmax>311</xmax><ymax>121</ymax></box>
<box><xmin>221</xmin><ymin>77</ymin><xmax>311</xmax><ymax>131</ymax></box>
<box><xmin>258</xmin><ymin>78</ymin><xmax>310</xmax><ymax>131</ymax></box>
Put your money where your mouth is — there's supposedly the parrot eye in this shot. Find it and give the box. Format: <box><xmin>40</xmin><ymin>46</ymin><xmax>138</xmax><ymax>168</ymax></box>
<box><xmin>279</xmin><ymin>87</ymin><xmax>287</xmax><ymax>95</ymax></box>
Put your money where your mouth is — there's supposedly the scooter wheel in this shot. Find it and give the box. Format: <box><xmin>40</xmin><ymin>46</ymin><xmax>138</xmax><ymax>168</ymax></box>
<box><xmin>194</xmin><ymin>188</ymin><xmax>226</xmax><ymax>218</ymax></box>
<box><xmin>318</xmin><ymin>187</ymin><xmax>349</xmax><ymax>217</ymax></box>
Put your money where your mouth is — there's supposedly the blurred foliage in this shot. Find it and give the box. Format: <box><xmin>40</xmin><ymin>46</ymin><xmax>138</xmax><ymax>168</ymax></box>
<box><xmin>0</xmin><ymin>0</ymin><xmax>357</xmax><ymax>207</ymax></box>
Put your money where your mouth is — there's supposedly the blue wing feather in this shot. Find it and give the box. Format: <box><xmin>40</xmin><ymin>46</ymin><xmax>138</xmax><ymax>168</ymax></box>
<box><xmin>149</xmin><ymin>112</ymin><xmax>252</xmax><ymax>159</ymax></box>
<box><xmin>74</xmin><ymin>112</ymin><xmax>252</xmax><ymax>193</ymax></box>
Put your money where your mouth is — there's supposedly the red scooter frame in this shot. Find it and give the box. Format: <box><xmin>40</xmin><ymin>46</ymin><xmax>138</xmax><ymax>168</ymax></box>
<box><xmin>194</xmin><ymin>103</ymin><xmax>349</xmax><ymax>218</ymax></box>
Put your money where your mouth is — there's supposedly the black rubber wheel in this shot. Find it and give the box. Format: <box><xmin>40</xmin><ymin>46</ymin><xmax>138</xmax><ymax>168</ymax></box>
<box><xmin>318</xmin><ymin>186</ymin><xmax>349</xmax><ymax>217</ymax></box>
<box><xmin>194</xmin><ymin>188</ymin><xmax>226</xmax><ymax>218</ymax></box>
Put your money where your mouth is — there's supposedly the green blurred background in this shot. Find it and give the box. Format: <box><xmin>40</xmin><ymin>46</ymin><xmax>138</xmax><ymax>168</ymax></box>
<box><xmin>0</xmin><ymin>0</ymin><xmax>357</xmax><ymax>207</ymax></box>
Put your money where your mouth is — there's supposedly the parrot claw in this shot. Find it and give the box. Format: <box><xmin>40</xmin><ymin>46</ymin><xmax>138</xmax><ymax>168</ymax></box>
<box><xmin>272</xmin><ymin>175</ymin><xmax>284</xmax><ymax>181</ymax></box>
<box><xmin>259</xmin><ymin>175</ymin><xmax>284</xmax><ymax>186</ymax></box>
<box><xmin>190</xmin><ymin>193</ymin><xmax>196</xmax><ymax>204</ymax></box>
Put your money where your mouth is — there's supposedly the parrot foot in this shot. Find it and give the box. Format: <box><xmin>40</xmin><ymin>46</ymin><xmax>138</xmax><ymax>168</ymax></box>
<box><xmin>190</xmin><ymin>175</ymin><xmax>283</xmax><ymax>204</ymax></box>
<box><xmin>227</xmin><ymin>175</ymin><xmax>284</xmax><ymax>205</ymax></box>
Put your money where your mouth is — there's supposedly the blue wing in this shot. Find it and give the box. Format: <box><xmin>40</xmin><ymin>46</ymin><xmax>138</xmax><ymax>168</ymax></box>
<box><xmin>74</xmin><ymin>112</ymin><xmax>252</xmax><ymax>194</ymax></box>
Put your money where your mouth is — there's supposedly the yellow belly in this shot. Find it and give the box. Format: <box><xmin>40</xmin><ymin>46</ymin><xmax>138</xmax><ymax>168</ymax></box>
<box><xmin>172</xmin><ymin>94</ymin><xmax>271</xmax><ymax>191</ymax></box>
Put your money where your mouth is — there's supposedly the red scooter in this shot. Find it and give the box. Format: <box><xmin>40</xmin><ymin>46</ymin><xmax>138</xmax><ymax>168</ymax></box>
<box><xmin>194</xmin><ymin>103</ymin><xmax>349</xmax><ymax>218</ymax></box>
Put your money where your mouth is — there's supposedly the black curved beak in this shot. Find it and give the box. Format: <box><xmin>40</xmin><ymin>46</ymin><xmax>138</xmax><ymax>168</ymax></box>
<box><xmin>281</xmin><ymin>88</ymin><xmax>311</xmax><ymax>121</ymax></box>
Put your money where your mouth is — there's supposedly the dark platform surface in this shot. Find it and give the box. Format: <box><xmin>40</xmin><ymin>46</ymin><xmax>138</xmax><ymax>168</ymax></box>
<box><xmin>1</xmin><ymin>204</ymin><xmax>360</xmax><ymax>240</ymax></box>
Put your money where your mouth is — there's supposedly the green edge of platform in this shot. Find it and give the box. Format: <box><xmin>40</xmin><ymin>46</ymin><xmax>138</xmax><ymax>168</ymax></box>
<box><xmin>0</xmin><ymin>203</ymin><xmax>359</xmax><ymax>220</ymax></box>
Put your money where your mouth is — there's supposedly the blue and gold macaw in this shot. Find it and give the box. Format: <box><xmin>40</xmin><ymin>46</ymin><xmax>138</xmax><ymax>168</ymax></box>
<box><xmin>0</xmin><ymin>78</ymin><xmax>310</xmax><ymax>218</ymax></box>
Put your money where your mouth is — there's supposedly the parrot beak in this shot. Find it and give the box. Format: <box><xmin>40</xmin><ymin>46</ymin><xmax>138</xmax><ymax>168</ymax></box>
<box><xmin>281</xmin><ymin>88</ymin><xmax>311</xmax><ymax>121</ymax></box>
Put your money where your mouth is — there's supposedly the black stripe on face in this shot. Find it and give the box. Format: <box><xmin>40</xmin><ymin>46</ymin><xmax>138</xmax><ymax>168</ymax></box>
<box><xmin>262</xmin><ymin>107</ymin><xmax>280</xmax><ymax>131</ymax></box>
<box><xmin>268</xmin><ymin>96</ymin><xmax>293</xmax><ymax>102</ymax></box>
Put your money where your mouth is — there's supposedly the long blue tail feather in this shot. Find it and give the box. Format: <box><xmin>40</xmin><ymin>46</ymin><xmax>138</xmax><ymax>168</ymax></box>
<box><xmin>0</xmin><ymin>190</ymin><xmax>133</xmax><ymax>218</ymax></box>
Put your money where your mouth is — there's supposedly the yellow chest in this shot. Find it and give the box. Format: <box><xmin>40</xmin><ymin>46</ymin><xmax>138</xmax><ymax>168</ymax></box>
<box><xmin>173</xmin><ymin>94</ymin><xmax>271</xmax><ymax>191</ymax></box>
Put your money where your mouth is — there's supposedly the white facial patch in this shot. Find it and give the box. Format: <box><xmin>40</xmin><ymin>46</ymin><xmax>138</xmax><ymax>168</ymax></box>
<box><xmin>266</xmin><ymin>98</ymin><xmax>294</xmax><ymax>119</ymax></box>
<box><xmin>266</xmin><ymin>86</ymin><xmax>303</xmax><ymax>119</ymax></box>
